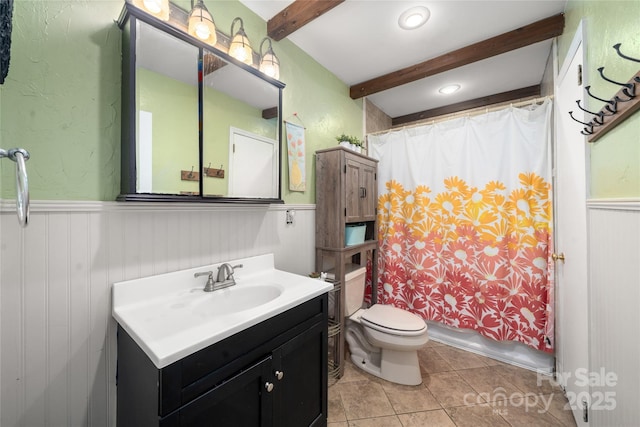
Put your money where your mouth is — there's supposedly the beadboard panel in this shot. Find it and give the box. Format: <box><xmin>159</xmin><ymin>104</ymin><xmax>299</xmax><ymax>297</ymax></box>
<box><xmin>587</xmin><ymin>201</ymin><xmax>640</xmax><ymax>426</ymax></box>
<box><xmin>0</xmin><ymin>202</ymin><xmax>316</xmax><ymax>427</ymax></box>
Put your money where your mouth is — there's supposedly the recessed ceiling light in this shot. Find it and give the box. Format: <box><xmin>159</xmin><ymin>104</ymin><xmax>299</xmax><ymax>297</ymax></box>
<box><xmin>398</xmin><ymin>6</ymin><xmax>430</xmax><ymax>30</ymax></box>
<box><xmin>439</xmin><ymin>84</ymin><xmax>461</xmax><ymax>95</ymax></box>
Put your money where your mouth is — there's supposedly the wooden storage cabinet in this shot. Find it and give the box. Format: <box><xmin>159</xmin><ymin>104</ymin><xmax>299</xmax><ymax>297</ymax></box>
<box><xmin>316</xmin><ymin>147</ymin><xmax>378</xmax><ymax>248</ymax></box>
<box><xmin>345</xmin><ymin>157</ymin><xmax>377</xmax><ymax>222</ymax></box>
<box><xmin>116</xmin><ymin>295</ymin><xmax>328</xmax><ymax>427</ymax></box>
<box><xmin>315</xmin><ymin>147</ymin><xmax>378</xmax><ymax>378</ymax></box>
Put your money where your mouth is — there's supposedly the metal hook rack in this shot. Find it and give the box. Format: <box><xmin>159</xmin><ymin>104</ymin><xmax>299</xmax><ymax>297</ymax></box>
<box><xmin>0</xmin><ymin>147</ymin><xmax>30</xmax><ymax>227</ymax></box>
<box><xmin>180</xmin><ymin>166</ymin><xmax>199</xmax><ymax>181</ymax></box>
<box><xmin>573</xmin><ymin>43</ymin><xmax>640</xmax><ymax>143</ymax></box>
<box><xmin>204</xmin><ymin>163</ymin><xmax>225</xmax><ymax>178</ymax></box>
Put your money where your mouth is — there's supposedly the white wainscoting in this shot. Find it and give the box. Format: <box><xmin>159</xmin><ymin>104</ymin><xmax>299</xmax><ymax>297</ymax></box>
<box><xmin>587</xmin><ymin>199</ymin><xmax>640</xmax><ymax>426</ymax></box>
<box><xmin>0</xmin><ymin>201</ymin><xmax>316</xmax><ymax>427</ymax></box>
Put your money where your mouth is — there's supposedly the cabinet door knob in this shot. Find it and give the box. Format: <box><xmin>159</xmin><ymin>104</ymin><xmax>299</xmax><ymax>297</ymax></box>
<box><xmin>275</xmin><ymin>370</ymin><xmax>284</xmax><ymax>380</ymax></box>
<box><xmin>265</xmin><ymin>382</ymin><xmax>274</xmax><ymax>392</ymax></box>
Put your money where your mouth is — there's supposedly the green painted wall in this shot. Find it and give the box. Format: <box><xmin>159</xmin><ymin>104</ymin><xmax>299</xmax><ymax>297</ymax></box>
<box><xmin>0</xmin><ymin>0</ymin><xmax>122</xmax><ymax>200</ymax></box>
<box><xmin>0</xmin><ymin>0</ymin><xmax>363</xmax><ymax>203</ymax></box>
<box><xmin>559</xmin><ymin>0</ymin><xmax>640</xmax><ymax>198</ymax></box>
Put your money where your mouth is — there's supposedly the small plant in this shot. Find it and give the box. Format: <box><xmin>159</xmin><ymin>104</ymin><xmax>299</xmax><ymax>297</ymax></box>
<box><xmin>335</xmin><ymin>134</ymin><xmax>362</xmax><ymax>147</ymax></box>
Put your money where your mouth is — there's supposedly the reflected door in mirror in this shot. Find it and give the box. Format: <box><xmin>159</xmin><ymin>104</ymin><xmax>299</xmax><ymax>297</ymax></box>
<box><xmin>202</xmin><ymin>49</ymin><xmax>280</xmax><ymax>198</ymax></box>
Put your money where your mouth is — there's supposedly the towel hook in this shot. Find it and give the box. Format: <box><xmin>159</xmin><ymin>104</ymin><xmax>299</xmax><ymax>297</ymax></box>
<box><xmin>612</xmin><ymin>43</ymin><xmax>640</xmax><ymax>63</ymax></box>
<box><xmin>597</xmin><ymin>67</ymin><xmax>636</xmax><ymax>98</ymax></box>
<box><xmin>585</xmin><ymin>86</ymin><xmax>617</xmax><ymax>114</ymax></box>
<box><xmin>575</xmin><ymin>99</ymin><xmax>609</xmax><ymax>116</ymax></box>
<box><xmin>568</xmin><ymin>111</ymin><xmax>597</xmax><ymax>127</ymax></box>
<box><xmin>575</xmin><ymin>100</ymin><xmax>608</xmax><ymax>123</ymax></box>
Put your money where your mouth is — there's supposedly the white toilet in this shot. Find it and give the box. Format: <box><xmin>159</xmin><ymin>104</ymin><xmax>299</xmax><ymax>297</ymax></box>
<box><xmin>344</xmin><ymin>267</ymin><xmax>429</xmax><ymax>386</ymax></box>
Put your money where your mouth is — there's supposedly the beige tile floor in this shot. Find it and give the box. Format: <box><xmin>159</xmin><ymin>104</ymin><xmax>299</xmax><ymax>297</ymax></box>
<box><xmin>329</xmin><ymin>340</ymin><xmax>577</xmax><ymax>427</ymax></box>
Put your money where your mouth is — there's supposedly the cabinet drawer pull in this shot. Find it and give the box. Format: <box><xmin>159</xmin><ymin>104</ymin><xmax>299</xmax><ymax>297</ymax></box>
<box><xmin>275</xmin><ymin>370</ymin><xmax>284</xmax><ymax>380</ymax></box>
<box><xmin>265</xmin><ymin>382</ymin><xmax>274</xmax><ymax>392</ymax></box>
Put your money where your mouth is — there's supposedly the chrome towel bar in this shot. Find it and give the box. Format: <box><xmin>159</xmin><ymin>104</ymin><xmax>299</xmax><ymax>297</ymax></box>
<box><xmin>0</xmin><ymin>147</ymin><xmax>30</xmax><ymax>227</ymax></box>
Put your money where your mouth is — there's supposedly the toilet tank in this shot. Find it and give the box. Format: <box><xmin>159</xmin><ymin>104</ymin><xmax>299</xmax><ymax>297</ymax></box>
<box><xmin>344</xmin><ymin>266</ymin><xmax>367</xmax><ymax>316</ymax></box>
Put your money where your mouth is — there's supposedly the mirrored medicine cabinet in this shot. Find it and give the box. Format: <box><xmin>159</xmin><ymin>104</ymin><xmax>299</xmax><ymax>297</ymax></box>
<box><xmin>117</xmin><ymin>2</ymin><xmax>285</xmax><ymax>203</ymax></box>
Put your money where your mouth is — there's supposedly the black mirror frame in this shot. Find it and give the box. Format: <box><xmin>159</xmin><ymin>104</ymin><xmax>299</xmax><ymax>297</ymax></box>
<box><xmin>0</xmin><ymin>0</ymin><xmax>13</xmax><ymax>85</ymax></box>
<box><xmin>116</xmin><ymin>3</ymin><xmax>285</xmax><ymax>204</ymax></box>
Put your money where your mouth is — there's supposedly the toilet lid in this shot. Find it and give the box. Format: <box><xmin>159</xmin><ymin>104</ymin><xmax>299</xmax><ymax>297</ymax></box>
<box><xmin>360</xmin><ymin>304</ymin><xmax>427</xmax><ymax>336</ymax></box>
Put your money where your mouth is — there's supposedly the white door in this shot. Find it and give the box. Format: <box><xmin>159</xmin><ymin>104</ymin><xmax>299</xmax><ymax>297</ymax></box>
<box><xmin>554</xmin><ymin>23</ymin><xmax>589</xmax><ymax>426</ymax></box>
<box><xmin>228</xmin><ymin>127</ymin><xmax>278</xmax><ymax>198</ymax></box>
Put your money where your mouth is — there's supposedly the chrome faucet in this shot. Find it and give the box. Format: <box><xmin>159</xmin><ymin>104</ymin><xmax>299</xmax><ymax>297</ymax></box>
<box><xmin>216</xmin><ymin>263</ymin><xmax>243</xmax><ymax>287</ymax></box>
<box><xmin>194</xmin><ymin>263</ymin><xmax>243</xmax><ymax>292</ymax></box>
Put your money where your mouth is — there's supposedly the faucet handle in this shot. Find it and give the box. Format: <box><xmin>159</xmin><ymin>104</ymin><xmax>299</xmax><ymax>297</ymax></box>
<box><xmin>228</xmin><ymin>264</ymin><xmax>243</xmax><ymax>279</ymax></box>
<box><xmin>194</xmin><ymin>271</ymin><xmax>216</xmax><ymax>292</ymax></box>
<box><xmin>194</xmin><ymin>271</ymin><xmax>213</xmax><ymax>279</ymax></box>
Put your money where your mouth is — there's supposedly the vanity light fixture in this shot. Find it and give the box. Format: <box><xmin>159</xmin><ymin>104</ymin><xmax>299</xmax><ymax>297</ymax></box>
<box><xmin>229</xmin><ymin>17</ymin><xmax>253</xmax><ymax>65</ymax></box>
<box><xmin>259</xmin><ymin>37</ymin><xmax>280</xmax><ymax>80</ymax></box>
<box><xmin>439</xmin><ymin>84</ymin><xmax>461</xmax><ymax>95</ymax></box>
<box><xmin>188</xmin><ymin>0</ymin><xmax>217</xmax><ymax>46</ymax></box>
<box><xmin>132</xmin><ymin>0</ymin><xmax>170</xmax><ymax>21</ymax></box>
<box><xmin>398</xmin><ymin>6</ymin><xmax>430</xmax><ymax>30</ymax></box>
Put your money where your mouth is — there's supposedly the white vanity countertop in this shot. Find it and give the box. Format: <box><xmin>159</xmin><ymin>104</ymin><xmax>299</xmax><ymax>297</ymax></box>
<box><xmin>112</xmin><ymin>254</ymin><xmax>333</xmax><ymax>368</ymax></box>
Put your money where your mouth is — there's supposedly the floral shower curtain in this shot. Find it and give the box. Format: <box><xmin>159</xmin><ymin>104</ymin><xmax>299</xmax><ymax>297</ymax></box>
<box><xmin>368</xmin><ymin>101</ymin><xmax>554</xmax><ymax>352</ymax></box>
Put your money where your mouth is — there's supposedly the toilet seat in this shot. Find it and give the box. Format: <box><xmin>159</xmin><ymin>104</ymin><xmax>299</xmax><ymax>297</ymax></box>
<box><xmin>360</xmin><ymin>304</ymin><xmax>427</xmax><ymax>337</ymax></box>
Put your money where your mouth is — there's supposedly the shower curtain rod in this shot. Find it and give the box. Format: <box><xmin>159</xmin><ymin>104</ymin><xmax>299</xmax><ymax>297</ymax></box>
<box><xmin>367</xmin><ymin>95</ymin><xmax>553</xmax><ymax>137</ymax></box>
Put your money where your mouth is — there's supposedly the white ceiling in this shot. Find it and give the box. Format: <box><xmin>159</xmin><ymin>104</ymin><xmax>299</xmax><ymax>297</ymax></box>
<box><xmin>240</xmin><ymin>0</ymin><xmax>567</xmax><ymax>119</ymax></box>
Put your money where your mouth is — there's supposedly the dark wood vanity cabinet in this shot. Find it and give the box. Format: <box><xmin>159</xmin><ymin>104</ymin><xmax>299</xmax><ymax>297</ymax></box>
<box><xmin>116</xmin><ymin>295</ymin><xmax>328</xmax><ymax>427</ymax></box>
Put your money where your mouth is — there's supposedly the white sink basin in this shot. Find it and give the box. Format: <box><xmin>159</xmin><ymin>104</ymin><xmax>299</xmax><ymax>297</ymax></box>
<box><xmin>192</xmin><ymin>284</ymin><xmax>283</xmax><ymax>317</ymax></box>
<box><xmin>112</xmin><ymin>254</ymin><xmax>333</xmax><ymax>368</ymax></box>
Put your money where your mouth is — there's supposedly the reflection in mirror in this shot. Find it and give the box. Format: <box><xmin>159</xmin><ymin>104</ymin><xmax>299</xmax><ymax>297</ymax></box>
<box><xmin>135</xmin><ymin>19</ymin><xmax>199</xmax><ymax>195</ymax></box>
<box><xmin>202</xmin><ymin>48</ymin><xmax>280</xmax><ymax>198</ymax></box>
<box><xmin>119</xmin><ymin>2</ymin><xmax>285</xmax><ymax>203</ymax></box>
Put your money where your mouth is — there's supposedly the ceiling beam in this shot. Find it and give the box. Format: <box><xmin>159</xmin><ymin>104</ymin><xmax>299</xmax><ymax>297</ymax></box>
<box><xmin>267</xmin><ymin>0</ymin><xmax>345</xmax><ymax>41</ymax></box>
<box><xmin>350</xmin><ymin>13</ymin><xmax>564</xmax><ymax>99</ymax></box>
<box><xmin>392</xmin><ymin>85</ymin><xmax>541</xmax><ymax>126</ymax></box>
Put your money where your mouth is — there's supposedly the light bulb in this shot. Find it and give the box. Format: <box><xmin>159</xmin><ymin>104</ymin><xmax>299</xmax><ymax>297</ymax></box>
<box><xmin>439</xmin><ymin>84</ymin><xmax>461</xmax><ymax>95</ymax></box>
<box><xmin>231</xmin><ymin>47</ymin><xmax>247</xmax><ymax>62</ymax></box>
<box><xmin>194</xmin><ymin>22</ymin><xmax>210</xmax><ymax>40</ymax></box>
<box><xmin>398</xmin><ymin>6</ymin><xmax>430</xmax><ymax>30</ymax></box>
<box><xmin>404</xmin><ymin>13</ymin><xmax>423</xmax><ymax>28</ymax></box>
<box><xmin>142</xmin><ymin>0</ymin><xmax>162</xmax><ymax>14</ymax></box>
<box><xmin>134</xmin><ymin>0</ymin><xmax>169</xmax><ymax>21</ymax></box>
<box><xmin>259</xmin><ymin>51</ymin><xmax>279</xmax><ymax>79</ymax></box>
<box><xmin>263</xmin><ymin>65</ymin><xmax>276</xmax><ymax>78</ymax></box>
